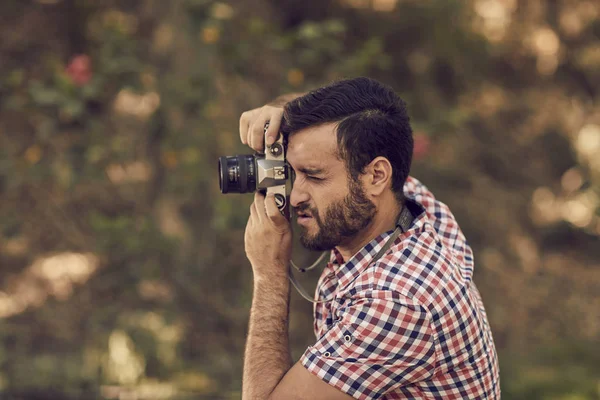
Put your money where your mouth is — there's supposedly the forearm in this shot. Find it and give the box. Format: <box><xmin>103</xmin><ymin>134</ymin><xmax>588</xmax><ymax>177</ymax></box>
<box><xmin>242</xmin><ymin>272</ymin><xmax>292</xmax><ymax>400</ymax></box>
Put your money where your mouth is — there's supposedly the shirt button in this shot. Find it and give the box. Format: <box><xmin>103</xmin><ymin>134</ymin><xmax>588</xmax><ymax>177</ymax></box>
<box><xmin>323</xmin><ymin>351</ymin><xmax>331</xmax><ymax>357</ymax></box>
<box><xmin>344</xmin><ymin>335</ymin><xmax>352</xmax><ymax>343</ymax></box>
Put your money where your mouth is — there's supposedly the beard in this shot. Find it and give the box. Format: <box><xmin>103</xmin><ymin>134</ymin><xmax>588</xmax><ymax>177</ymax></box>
<box><xmin>295</xmin><ymin>179</ymin><xmax>376</xmax><ymax>251</ymax></box>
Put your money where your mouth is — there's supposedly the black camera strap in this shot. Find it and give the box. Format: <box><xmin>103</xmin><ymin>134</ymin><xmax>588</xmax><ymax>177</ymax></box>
<box><xmin>289</xmin><ymin>205</ymin><xmax>415</xmax><ymax>304</ymax></box>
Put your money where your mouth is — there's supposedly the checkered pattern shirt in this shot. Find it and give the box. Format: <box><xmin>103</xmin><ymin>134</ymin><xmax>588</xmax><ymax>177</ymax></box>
<box><xmin>300</xmin><ymin>176</ymin><xmax>500</xmax><ymax>399</ymax></box>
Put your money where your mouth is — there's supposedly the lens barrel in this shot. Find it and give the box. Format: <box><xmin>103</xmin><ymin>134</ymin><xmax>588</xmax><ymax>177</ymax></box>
<box><xmin>218</xmin><ymin>155</ymin><xmax>257</xmax><ymax>194</ymax></box>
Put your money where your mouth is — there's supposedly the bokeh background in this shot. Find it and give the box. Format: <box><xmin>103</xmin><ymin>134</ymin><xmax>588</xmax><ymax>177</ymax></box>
<box><xmin>1</xmin><ymin>0</ymin><xmax>599</xmax><ymax>399</ymax></box>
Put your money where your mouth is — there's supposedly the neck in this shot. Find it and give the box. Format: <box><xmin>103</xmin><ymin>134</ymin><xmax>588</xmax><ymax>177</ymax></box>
<box><xmin>336</xmin><ymin>198</ymin><xmax>403</xmax><ymax>262</ymax></box>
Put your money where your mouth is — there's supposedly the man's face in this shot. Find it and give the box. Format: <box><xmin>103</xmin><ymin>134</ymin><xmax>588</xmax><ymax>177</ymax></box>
<box><xmin>286</xmin><ymin>123</ymin><xmax>376</xmax><ymax>251</ymax></box>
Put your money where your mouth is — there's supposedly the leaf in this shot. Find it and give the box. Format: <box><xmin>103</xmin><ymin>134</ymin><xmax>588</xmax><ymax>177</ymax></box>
<box><xmin>29</xmin><ymin>84</ymin><xmax>62</xmax><ymax>106</ymax></box>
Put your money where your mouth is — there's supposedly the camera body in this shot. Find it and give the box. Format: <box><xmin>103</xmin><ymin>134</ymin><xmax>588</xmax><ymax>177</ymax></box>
<box><xmin>219</xmin><ymin>128</ymin><xmax>290</xmax><ymax>217</ymax></box>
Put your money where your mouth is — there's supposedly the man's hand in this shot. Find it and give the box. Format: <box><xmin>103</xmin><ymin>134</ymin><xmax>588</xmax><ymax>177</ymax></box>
<box><xmin>239</xmin><ymin>105</ymin><xmax>284</xmax><ymax>153</ymax></box>
<box><xmin>244</xmin><ymin>192</ymin><xmax>292</xmax><ymax>281</ymax></box>
<box><xmin>239</xmin><ymin>92</ymin><xmax>304</xmax><ymax>153</ymax></box>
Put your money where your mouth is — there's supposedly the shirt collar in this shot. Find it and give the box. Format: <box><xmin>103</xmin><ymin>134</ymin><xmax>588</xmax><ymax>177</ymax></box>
<box><xmin>327</xmin><ymin>199</ymin><xmax>428</xmax><ymax>291</ymax></box>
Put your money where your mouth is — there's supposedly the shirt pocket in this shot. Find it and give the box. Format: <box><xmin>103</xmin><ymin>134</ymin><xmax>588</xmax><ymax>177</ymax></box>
<box><xmin>322</xmin><ymin>299</ymin><xmax>436</xmax><ymax>368</ymax></box>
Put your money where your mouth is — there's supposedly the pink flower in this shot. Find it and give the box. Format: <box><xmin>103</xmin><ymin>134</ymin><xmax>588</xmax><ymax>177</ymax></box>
<box><xmin>413</xmin><ymin>133</ymin><xmax>431</xmax><ymax>160</ymax></box>
<box><xmin>66</xmin><ymin>54</ymin><xmax>92</xmax><ymax>86</ymax></box>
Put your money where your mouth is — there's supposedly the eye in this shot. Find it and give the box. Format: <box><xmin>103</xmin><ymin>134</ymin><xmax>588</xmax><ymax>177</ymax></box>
<box><xmin>307</xmin><ymin>175</ymin><xmax>324</xmax><ymax>182</ymax></box>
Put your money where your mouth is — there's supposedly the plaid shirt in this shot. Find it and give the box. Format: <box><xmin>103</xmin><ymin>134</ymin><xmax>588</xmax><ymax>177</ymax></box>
<box><xmin>300</xmin><ymin>177</ymin><xmax>500</xmax><ymax>399</ymax></box>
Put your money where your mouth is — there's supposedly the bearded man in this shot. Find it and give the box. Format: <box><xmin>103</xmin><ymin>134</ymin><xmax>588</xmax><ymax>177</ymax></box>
<box><xmin>239</xmin><ymin>77</ymin><xmax>500</xmax><ymax>399</ymax></box>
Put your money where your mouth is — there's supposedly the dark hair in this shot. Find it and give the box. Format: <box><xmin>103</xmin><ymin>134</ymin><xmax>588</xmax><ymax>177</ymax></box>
<box><xmin>281</xmin><ymin>77</ymin><xmax>413</xmax><ymax>203</ymax></box>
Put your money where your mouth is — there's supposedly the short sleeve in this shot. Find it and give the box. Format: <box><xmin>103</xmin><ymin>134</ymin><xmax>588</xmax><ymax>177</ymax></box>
<box><xmin>300</xmin><ymin>296</ymin><xmax>437</xmax><ymax>399</ymax></box>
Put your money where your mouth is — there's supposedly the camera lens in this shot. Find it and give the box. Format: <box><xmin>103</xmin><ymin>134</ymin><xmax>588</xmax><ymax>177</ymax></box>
<box><xmin>218</xmin><ymin>155</ymin><xmax>257</xmax><ymax>194</ymax></box>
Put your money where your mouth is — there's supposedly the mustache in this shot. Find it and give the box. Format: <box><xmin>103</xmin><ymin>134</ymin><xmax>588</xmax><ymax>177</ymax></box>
<box><xmin>294</xmin><ymin>204</ymin><xmax>318</xmax><ymax>216</ymax></box>
<box><xmin>294</xmin><ymin>204</ymin><xmax>310</xmax><ymax>213</ymax></box>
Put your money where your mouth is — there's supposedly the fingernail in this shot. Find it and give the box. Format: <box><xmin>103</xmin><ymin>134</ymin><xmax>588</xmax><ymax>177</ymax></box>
<box><xmin>266</xmin><ymin>135</ymin><xmax>274</xmax><ymax>145</ymax></box>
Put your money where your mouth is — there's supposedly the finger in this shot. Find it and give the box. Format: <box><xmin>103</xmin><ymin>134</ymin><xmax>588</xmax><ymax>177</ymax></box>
<box><xmin>240</xmin><ymin>111</ymin><xmax>250</xmax><ymax>145</ymax></box>
<box><xmin>265</xmin><ymin>108</ymin><xmax>283</xmax><ymax>147</ymax></box>
<box><xmin>246</xmin><ymin>214</ymin><xmax>253</xmax><ymax>232</ymax></box>
<box><xmin>241</xmin><ymin>108</ymin><xmax>262</xmax><ymax>147</ymax></box>
<box><xmin>246</xmin><ymin>205</ymin><xmax>254</xmax><ymax>236</ymax></box>
<box><xmin>265</xmin><ymin>193</ymin><xmax>288</xmax><ymax>231</ymax></box>
<box><xmin>247</xmin><ymin>121</ymin><xmax>255</xmax><ymax>151</ymax></box>
<box><xmin>249</xmin><ymin>199</ymin><xmax>257</xmax><ymax>221</ymax></box>
<box><xmin>250</xmin><ymin>112</ymin><xmax>270</xmax><ymax>153</ymax></box>
<box><xmin>254</xmin><ymin>191</ymin><xmax>266</xmax><ymax>223</ymax></box>
<box><xmin>248</xmin><ymin>121</ymin><xmax>265</xmax><ymax>153</ymax></box>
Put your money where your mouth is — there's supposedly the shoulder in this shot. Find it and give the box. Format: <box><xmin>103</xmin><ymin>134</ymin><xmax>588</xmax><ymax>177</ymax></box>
<box><xmin>352</xmin><ymin>227</ymin><xmax>459</xmax><ymax>307</ymax></box>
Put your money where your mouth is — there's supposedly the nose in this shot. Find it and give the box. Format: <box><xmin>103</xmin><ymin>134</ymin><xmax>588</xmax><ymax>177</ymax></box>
<box><xmin>290</xmin><ymin>180</ymin><xmax>310</xmax><ymax>208</ymax></box>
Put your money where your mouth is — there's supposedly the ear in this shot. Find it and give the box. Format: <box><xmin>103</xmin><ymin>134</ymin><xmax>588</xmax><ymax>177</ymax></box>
<box><xmin>362</xmin><ymin>156</ymin><xmax>393</xmax><ymax>197</ymax></box>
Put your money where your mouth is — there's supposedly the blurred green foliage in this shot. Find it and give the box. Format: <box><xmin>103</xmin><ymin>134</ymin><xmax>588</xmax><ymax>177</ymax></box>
<box><xmin>0</xmin><ymin>0</ymin><xmax>599</xmax><ymax>398</ymax></box>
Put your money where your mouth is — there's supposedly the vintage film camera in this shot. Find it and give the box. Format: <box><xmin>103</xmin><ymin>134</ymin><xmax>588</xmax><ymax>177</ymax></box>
<box><xmin>218</xmin><ymin>123</ymin><xmax>291</xmax><ymax>216</ymax></box>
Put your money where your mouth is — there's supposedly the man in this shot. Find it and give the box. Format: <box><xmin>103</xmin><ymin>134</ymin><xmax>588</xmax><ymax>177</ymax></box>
<box><xmin>239</xmin><ymin>77</ymin><xmax>500</xmax><ymax>399</ymax></box>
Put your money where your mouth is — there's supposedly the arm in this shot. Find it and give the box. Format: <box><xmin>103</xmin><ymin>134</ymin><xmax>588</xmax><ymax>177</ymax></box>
<box><xmin>242</xmin><ymin>270</ymin><xmax>292</xmax><ymax>399</ymax></box>
<box><xmin>242</xmin><ymin>193</ymin><xmax>355</xmax><ymax>400</ymax></box>
<box><xmin>243</xmin><ymin>274</ymin><xmax>355</xmax><ymax>400</ymax></box>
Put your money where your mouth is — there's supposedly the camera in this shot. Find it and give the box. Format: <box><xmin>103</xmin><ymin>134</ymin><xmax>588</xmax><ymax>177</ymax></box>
<box><xmin>218</xmin><ymin>124</ymin><xmax>291</xmax><ymax>216</ymax></box>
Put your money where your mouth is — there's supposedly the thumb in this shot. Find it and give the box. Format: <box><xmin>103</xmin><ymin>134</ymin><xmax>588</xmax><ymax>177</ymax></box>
<box><xmin>265</xmin><ymin>194</ymin><xmax>288</xmax><ymax>232</ymax></box>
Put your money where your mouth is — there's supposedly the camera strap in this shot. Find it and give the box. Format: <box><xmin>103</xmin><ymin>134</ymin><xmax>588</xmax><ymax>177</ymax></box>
<box><xmin>289</xmin><ymin>205</ymin><xmax>415</xmax><ymax>304</ymax></box>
